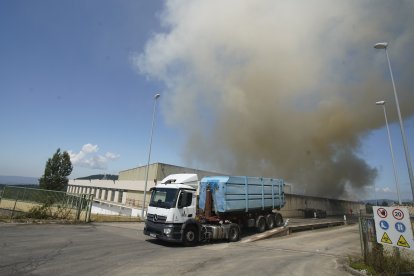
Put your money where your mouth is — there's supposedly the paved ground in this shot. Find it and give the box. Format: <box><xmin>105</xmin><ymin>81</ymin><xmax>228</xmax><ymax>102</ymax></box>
<box><xmin>0</xmin><ymin>222</ymin><xmax>361</xmax><ymax>275</ymax></box>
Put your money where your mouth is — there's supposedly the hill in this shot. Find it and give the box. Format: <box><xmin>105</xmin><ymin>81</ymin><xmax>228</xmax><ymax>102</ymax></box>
<box><xmin>0</xmin><ymin>175</ymin><xmax>39</xmax><ymax>185</ymax></box>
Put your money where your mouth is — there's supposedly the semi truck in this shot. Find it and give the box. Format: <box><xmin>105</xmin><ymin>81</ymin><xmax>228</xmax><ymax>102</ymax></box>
<box><xmin>143</xmin><ymin>173</ymin><xmax>285</xmax><ymax>245</ymax></box>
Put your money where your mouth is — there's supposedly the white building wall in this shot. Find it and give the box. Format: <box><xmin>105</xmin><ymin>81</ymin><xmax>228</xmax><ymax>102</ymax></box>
<box><xmin>114</xmin><ymin>190</ymin><xmax>120</xmax><ymax>203</ymax></box>
<box><xmin>122</xmin><ymin>192</ymin><xmax>127</xmax><ymax>204</ymax></box>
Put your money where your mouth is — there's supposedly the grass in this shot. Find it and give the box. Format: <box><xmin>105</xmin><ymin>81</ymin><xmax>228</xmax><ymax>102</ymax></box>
<box><xmin>349</xmin><ymin>243</ymin><xmax>414</xmax><ymax>276</ymax></box>
<box><xmin>349</xmin><ymin>259</ymin><xmax>376</xmax><ymax>275</ymax></box>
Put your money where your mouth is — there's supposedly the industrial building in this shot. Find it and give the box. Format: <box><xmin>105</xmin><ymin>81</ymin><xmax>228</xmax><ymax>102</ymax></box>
<box><xmin>67</xmin><ymin>162</ymin><xmax>364</xmax><ymax>217</ymax></box>
<box><xmin>67</xmin><ymin>163</ymin><xmax>221</xmax><ymax>216</ymax></box>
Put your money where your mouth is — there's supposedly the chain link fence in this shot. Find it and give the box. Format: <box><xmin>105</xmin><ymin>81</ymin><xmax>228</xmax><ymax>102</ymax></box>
<box><xmin>0</xmin><ymin>186</ymin><xmax>93</xmax><ymax>222</ymax></box>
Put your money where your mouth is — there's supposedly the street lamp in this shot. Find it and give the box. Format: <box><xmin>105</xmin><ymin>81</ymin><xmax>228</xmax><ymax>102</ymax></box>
<box><xmin>141</xmin><ymin>93</ymin><xmax>161</xmax><ymax>218</ymax></box>
<box><xmin>374</xmin><ymin>42</ymin><xmax>414</xmax><ymax>202</ymax></box>
<box><xmin>375</xmin><ymin>100</ymin><xmax>402</xmax><ymax>204</ymax></box>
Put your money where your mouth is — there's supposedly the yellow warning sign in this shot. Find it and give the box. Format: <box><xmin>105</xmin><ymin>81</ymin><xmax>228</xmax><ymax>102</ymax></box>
<box><xmin>397</xmin><ymin>235</ymin><xmax>410</xmax><ymax>248</ymax></box>
<box><xmin>381</xmin><ymin>232</ymin><xmax>392</xmax><ymax>244</ymax></box>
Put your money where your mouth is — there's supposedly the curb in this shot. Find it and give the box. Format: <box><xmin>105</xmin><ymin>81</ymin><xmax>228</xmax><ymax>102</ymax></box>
<box><xmin>342</xmin><ymin>264</ymin><xmax>368</xmax><ymax>276</ymax></box>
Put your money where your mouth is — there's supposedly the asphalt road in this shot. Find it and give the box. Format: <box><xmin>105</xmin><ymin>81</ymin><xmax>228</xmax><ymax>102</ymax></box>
<box><xmin>0</xmin><ymin>222</ymin><xmax>361</xmax><ymax>275</ymax></box>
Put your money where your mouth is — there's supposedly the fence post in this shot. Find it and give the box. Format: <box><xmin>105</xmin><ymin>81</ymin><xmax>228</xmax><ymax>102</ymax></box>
<box><xmin>83</xmin><ymin>195</ymin><xmax>88</xmax><ymax>222</ymax></box>
<box><xmin>358</xmin><ymin>209</ymin><xmax>364</xmax><ymax>258</ymax></box>
<box><xmin>85</xmin><ymin>194</ymin><xmax>93</xmax><ymax>222</ymax></box>
<box><xmin>75</xmin><ymin>195</ymin><xmax>82</xmax><ymax>221</ymax></box>
<box><xmin>10</xmin><ymin>188</ymin><xmax>21</xmax><ymax>221</ymax></box>
<box><xmin>0</xmin><ymin>185</ymin><xmax>5</xmax><ymax>205</ymax></box>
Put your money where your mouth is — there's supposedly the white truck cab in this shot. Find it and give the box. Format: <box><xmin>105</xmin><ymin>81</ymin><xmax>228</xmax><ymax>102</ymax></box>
<box><xmin>144</xmin><ymin>174</ymin><xmax>198</xmax><ymax>243</ymax></box>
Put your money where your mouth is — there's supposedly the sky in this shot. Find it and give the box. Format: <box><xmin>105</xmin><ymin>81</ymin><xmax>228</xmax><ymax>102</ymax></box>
<box><xmin>1</xmin><ymin>0</ymin><xmax>414</xmax><ymax>201</ymax></box>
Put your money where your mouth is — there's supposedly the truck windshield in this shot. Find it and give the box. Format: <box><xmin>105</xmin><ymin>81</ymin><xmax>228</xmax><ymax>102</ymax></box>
<box><xmin>149</xmin><ymin>188</ymin><xmax>179</xmax><ymax>209</ymax></box>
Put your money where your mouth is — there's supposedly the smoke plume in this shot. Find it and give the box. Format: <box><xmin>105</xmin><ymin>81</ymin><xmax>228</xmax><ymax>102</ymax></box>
<box><xmin>135</xmin><ymin>0</ymin><xmax>414</xmax><ymax>198</ymax></box>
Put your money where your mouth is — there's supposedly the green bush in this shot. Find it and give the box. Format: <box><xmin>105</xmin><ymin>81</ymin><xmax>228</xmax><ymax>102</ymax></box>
<box><xmin>27</xmin><ymin>203</ymin><xmax>53</xmax><ymax>219</ymax></box>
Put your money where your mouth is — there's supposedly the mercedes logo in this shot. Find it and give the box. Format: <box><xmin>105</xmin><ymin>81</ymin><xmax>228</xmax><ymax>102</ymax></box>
<box><xmin>154</xmin><ymin>214</ymin><xmax>158</xmax><ymax>221</ymax></box>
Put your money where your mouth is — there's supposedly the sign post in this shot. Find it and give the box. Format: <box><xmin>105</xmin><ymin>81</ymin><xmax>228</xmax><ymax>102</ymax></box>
<box><xmin>373</xmin><ymin>206</ymin><xmax>414</xmax><ymax>250</ymax></box>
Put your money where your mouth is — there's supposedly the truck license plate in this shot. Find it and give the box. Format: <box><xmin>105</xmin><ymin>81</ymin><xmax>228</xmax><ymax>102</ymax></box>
<box><xmin>150</xmin><ymin>233</ymin><xmax>156</xmax><ymax>238</ymax></box>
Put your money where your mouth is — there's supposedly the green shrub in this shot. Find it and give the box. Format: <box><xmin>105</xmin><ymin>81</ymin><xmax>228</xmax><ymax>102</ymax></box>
<box><xmin>349</xmin><ymin>259</ymin><xmax>376</xmax><ymax>275</ymax></box>
<box><xmin>27</xmin><ymin>204</ymin><xmax>52</xmax><ymax>219</ymax></box>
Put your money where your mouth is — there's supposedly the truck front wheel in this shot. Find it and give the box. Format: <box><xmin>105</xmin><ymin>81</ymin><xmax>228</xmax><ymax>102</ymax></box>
<box><xmin>183</xmin><ymin>226</ymin><xmax>198</xmax><ymax>246</ymax></box>
<box><xmin>228</xmin><ymin>224</ymin><xmax>240</xmax><ymax>242</ymax></box>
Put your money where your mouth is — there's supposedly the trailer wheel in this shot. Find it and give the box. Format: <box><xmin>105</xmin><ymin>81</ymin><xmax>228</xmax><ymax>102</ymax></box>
<box><xmin>275</xmin><ymin>213</ymin><xmax>283</xmax><ymax>227</ymax></box>
<box><xmin>228</xmin><ymin>224</ymin><xmax>240</xmax><ymax>242</ymax></box>
<box><xmin>266</xmin><ymin>214</ymin><xmax>275</xmax><ymax>229</ymax></box>
<box><xmin>183</xmin><ymin>226</ymin><xmax>198</xmax><ymax>246</ymax></box>
<box><xmin>256</xmin><ymin>216</ymin><xmax>266</xmax><ymax>233</ymax></box>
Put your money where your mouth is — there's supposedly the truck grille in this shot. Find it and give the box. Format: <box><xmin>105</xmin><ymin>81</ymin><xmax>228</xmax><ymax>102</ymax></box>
<box><xmin>147</xmin><ymin>213</ymin><xmax>167</xmax><ymax>223</ymax></box>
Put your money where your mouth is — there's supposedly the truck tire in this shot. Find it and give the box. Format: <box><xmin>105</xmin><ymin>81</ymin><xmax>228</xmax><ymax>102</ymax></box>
<box><xmin>256</xmin><ymin>216</ymin><xmax>266</xmax><ymax>233</ymax></box>
<box><xmin>228</xmin><ymin>224</ymin><xmax>240</xmax><ymax>242</ymax></box>
<box><xmin>183</xmin><ymin>226</ymin><xmax>198</xmax><ymax>246</ymax></box>
<box><xmin>275</xmin><ymin>213</ymin><xmax>283</xmax><ymax>227</ymax></box>
<box><xmin>265</xmin><ymin>214</ymin><xmax>275</xmax><ymax>229</ymax></box>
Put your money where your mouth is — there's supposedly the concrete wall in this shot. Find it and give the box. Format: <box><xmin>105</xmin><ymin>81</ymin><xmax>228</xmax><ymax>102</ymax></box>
<box><xmin>91</xmin><ymin>203</ymin><xmax>133</xmax><ymax>216</ymax></box>
<box><xmin>280</xmin><ymin>193</ymin><xmax>365</xmax><ymax>218</ymax></box>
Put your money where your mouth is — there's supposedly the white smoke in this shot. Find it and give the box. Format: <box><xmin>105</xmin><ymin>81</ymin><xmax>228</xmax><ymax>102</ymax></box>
<box><xmin>135</xmin><ymin>0</ymin><xmax>414</xmax><ymax>198</ymax></box>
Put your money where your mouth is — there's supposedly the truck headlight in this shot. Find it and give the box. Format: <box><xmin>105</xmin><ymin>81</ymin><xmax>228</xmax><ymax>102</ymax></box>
<box><xmin>163</xmin><ymin>228</ymin><xmax>172</xmax><ymax>235</ymax></box>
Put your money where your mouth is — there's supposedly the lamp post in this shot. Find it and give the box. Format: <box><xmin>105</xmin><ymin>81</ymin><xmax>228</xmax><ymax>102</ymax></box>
<box><xmin>141</xmin><ymin>93</ymin><xmax>161</xmax><ymax>218</ymax></box>
<box><xmin>374</xmin><ymin>42</ymin><xmax>414</xmax><ymax>202</ymax></box>
<box><xmin>376</xmin><ymin>100</ymin><xmax>402</xmax><ymax>204</ymax></box>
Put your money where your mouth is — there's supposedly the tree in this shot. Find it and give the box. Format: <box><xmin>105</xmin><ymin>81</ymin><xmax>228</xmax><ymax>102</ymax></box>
<box><xmin>39</xmin><ymin>148</ymin><xmax>73</xmax><ymax>191</ymax></box>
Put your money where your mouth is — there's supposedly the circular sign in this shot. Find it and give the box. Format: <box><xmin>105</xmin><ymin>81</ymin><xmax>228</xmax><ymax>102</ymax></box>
<box><xmin>379</xmin><ymin>220</ymin><xmax>389</xmax><ymax>230</ymax></box>
<box><xmin>377</xmin><ymin>208</ymin><xmax>388</xmax><ymax>218</ymax></box>
<box><xmin>395</xmin><ymin>222</ymin><xmax>406</xmax><ymax>233</ymax></box>
<box><xmin>392</xmin><ymin>209</ymin><xmax>404</xmax><ymax>220</ymax></box>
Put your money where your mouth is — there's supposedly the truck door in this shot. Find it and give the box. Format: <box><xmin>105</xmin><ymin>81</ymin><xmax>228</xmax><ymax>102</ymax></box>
<box><xmin>177</xmin><ymin>190</ymin><xmax>196</xmax><ymax>221</ymax></box>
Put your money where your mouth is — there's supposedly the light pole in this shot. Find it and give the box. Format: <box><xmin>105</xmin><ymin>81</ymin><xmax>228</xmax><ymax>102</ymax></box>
<box><xmin>141</xmin><ymin>93</ymin><xmax>161</xmax><ymax>218</ymax></box>
<box><xmin>376</xmin><ymin>100</ymin><xmax>402</xmax><ymax>204</ymax></box>
<box><xmin>374</xmin><ymin>42</ymin><xmax>414</xmax><ymax>202</ymax></box>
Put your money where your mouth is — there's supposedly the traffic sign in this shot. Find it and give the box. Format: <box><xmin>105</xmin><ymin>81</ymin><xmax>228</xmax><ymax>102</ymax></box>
<box><xmin>395</xmin><ymin>222</ymin><xmax>406</xmax><ymax>233</ymax></box>
<box><xmin>397</xmin><ymin>235</ymin><xmax>410</xmax><ymax>248</ymax></box>
<box><xmin>379</xmin><ymin>220</ymin><xmax>389</xmax><ymax>230</ymax></box>
<box><xmin>392</xmin><ymin>209</ymin><xmax>404</xmax><ymax>220</ymax></box>
<box><xmin>373</xmin><ymin>206</ymin><xmax>414</xmax><ymax>251</ymax></box>
<box><xmin>381</xmin><ymin>232</ymin><xmax>392</xmax><ymax>244</ymax></box>
<box><xmin>377</xmin><ymin>208</ymin><xmax>387</xmax><ymax>218</ymax></box>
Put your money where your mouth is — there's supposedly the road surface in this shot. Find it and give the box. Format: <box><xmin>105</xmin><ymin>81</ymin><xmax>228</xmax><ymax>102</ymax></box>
<box><xmin>0</xmin><ymin>222</ymin><xmax>361</xmax><ymax>275</ymax></box>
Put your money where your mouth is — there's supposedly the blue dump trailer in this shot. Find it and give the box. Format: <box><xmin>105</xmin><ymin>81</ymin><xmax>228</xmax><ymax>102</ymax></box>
<box><xmin>144</xmin><ymin>174</ymin><xmax>286</xmax><ymax>246</ymax></box>
<box><xmin>199</xmin><ymin>176</ymin><xmax>285</xmax><ymax>214</ymax></box>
